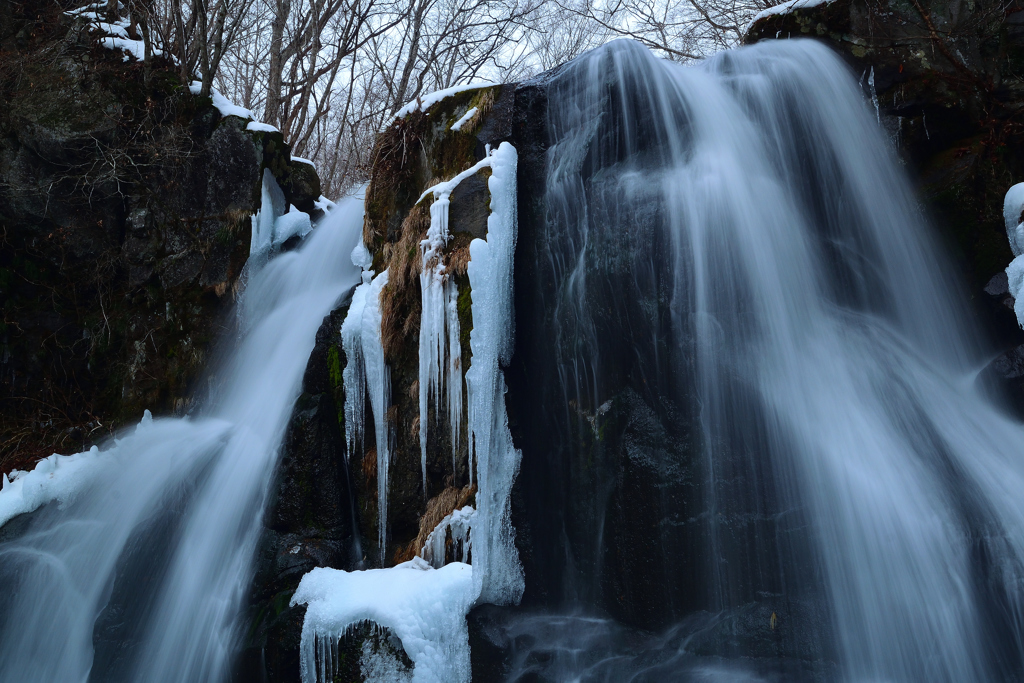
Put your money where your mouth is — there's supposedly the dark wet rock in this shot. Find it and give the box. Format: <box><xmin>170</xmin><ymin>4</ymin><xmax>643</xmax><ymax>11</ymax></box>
<box><xmin>0</xmin><ymin>0</ymin><xmax>321</xmax><ymax>472</ymax></box>
<box><xmin>239</xmin><ymin>302</ymin><xmax>364</xmax><ymax>683</ymax></box>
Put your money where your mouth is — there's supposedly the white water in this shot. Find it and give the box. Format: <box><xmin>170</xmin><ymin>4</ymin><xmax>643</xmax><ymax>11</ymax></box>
<box><xmin>537</xmin><ymin>39</ymin><xmax>1024</xmax><ymax>681</ymax></box>
<box><xmin>0</xmin><ymin>197</ymin><xmax>363</xmax><ymax>683</ymax></box>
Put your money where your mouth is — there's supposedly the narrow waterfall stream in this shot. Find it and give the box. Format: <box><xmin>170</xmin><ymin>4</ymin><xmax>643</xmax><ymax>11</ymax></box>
<box><xmin>0</xmin><ymin>198</ymin><xmax>363</xmax><ymax>683</ymax></box>
<box><xmin>506</xmin><ymin>39</ymin><xmax>1024</xmax><ymax>682</ymax></box>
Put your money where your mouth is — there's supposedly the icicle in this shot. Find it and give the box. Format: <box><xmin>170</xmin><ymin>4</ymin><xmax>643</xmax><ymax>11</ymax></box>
<box><xmin>364</xmin><ymin>271</ymin><xmax>392</xmax><ymax>563</ymax></box>
<box><xmin>464</xmin><ymin>141</ymin><xmax>524</xmax><ymax>606</ymax></box>
<box><xmin>868</xmin><ymin>66</ymin><xmax>880</xmax><ymax>123</ymax></box>
<box><xmin>445</xmin><ymin>276</ymin><xmax>463</xmax><ymax>470</ymax></box>
<box><xmin>340</xmin><ymin>269</ymin><xmax>392</xmax><ymax>563</ymax></box>
<box><xmin>418</xmin><ymin>194</ymin><xmax>450</xmax><ymax>493</ymax></box>
<box><xmin>421</xmin><ymin>505</ymin><xmax>476</xmax><ymax>568</ymax></box>
<box><xmin>340</xmin><ymin>273</ymin><xmax>371</xmax><ymax>460</ymax></box>
<box><xmin>416</xmin><ymin>158</ymin><xmax>499</xmax><ymax>493</ymax></box>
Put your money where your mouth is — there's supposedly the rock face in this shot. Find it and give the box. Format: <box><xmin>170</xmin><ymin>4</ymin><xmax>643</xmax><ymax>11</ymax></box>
<box><xmin>241</xmin><ymin>84</ymin><xmax>515</xmax><ymax>681</ymax></box>
<box><xmin>0</xmin><ymin>0</ymin><xmax>319</xmax><ymax>472</ymax></box>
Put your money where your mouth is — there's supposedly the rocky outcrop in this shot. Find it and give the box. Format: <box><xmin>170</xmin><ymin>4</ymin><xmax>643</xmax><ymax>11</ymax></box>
<box><xmin>0</xmin><ymin>0</ymin><xmax>320</xmax><ymax>472</ymax></box>
<box><xmin>357</xmin><ymin>83</ymin><xmax>514</xmax><ymax>566</ymax></box>
<box><xmin>240</xmin><ymin>84</ymin><xmax>515</xmax><ymax>682</ymax></box>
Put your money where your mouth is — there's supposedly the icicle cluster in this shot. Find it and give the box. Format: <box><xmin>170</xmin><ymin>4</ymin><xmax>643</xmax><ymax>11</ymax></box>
<box><xmin>340</xmin><ymin>269</ymin><xmax>392</xmax><ymax>562</ymax></box>
<box><xmin>421</xmin><ymin>506</ymin><xmax>476</xmax><ymax>568</ymax></box>
<box><xmin>296</xmin><ymin>141</ymin><xmax>524</xmax><ymax>683</ymax></box>
<box><xmin>418</xmin><ymin>193</ymin><xmax>459</xmax><ymax>493</ymax></box>
<box><xmin>416</xmin><ymin>157</ymin><xmax>500</xmax><ymax>491</ymax></box>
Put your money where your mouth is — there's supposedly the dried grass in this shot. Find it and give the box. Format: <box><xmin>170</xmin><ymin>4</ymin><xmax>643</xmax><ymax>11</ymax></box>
<box><xmin>394</xmin><ymin>484</ymin><xmax>476</xmax><ymax>564</ymax></box>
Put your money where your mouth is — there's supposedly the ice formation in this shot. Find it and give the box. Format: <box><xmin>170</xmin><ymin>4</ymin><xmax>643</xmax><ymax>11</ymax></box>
<box><xmin>250</xmin><ymin>169</ymin><xmax>288</xmax><ymax>255</ymax></box>
<box><xmin>415</xmin><ymin>156</ymin><xmax>500</xmax><ymax>490</ymax></box>
<box><xmin>1004</xmin><ymin>183</ymin><xmax>1024</xmax><ymax>328</ymax></box>
<box><xmin>422</xmin><ymin>506</ymin><xmax>476</xmax><ymax>568</ymax></box>
<box><xmin>360</xmin><ymin>639</ymin><xmax>412</xmax><ymax>683</ymax></box>
<box><xmin>450</xmin><ymin>107</ymin><xmax>479</xmax><ymax>132</ymax></box>
<box><xmin>340</xmin><ymin>269</ymin><xmax>392</xmax><ymax>561</ymax></box>
<box><xmin>275</xmin><ymin>205</ymin><xmax>314</xmax><ymax>245</ymax></box>
<box><xmin>295</xmin><ymin>142</ymin><xmax>523</xmax><ymax>683</ymax></box>
<box><xmin>463</xmin><ymin>141</ymin><xmax>524</xmax><ymax>605</ymax></box>
<box><xmin>0</xmin><ymin>411</ymin><xmax>162</xmax><ymax>528</ymax></box>
<box><xmin>292</xmin><ymin>560</ymin><xmax>475</xmax><ymax>683</ymax></box>
<box><xmin>395</xmin><ymin>83</ymin><xmax>497</xmax><ymax>119</ymax></box>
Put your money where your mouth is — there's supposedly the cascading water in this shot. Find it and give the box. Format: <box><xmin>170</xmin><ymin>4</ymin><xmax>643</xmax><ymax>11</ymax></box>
<box><xmin>506</xmin><ymin>39</ymin><xmax>1024</xmax><ymax>681</ymax></box>
<box><xmin>0</xmin><ymin>197</ymin><xmax>363</xmax><ymax>682</ymax></box>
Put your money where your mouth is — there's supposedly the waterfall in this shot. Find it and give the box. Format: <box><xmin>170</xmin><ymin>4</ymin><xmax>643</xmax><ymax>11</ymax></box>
<box><xmin>507</xmin><ymin>39</ymin><xmax>1024</xmax><ymax>681</ymax></box>
<box><xmin>0</xmin><ymin>198</ymin><xmax>363</xmax><ymax>683</ymax></box>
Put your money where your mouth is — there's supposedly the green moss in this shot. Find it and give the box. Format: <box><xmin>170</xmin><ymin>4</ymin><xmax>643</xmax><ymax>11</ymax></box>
<box><xmin>456</xmin><ymin>275</ymin><xmax>474</xmax><ymax>355</ymax></box>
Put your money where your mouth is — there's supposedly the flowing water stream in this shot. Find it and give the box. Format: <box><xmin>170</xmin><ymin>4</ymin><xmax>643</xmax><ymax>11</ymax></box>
<box><xmin>507</xmin><ymin>39</ymin><xmax>1024</xmax><ymax>682</ymax></box>
<box><xmin>0</xmin><ymin>198</ymin><xmax>363</xmax><ymax>683</ymax></box>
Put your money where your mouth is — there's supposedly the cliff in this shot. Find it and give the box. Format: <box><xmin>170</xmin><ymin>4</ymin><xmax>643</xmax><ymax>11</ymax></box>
<box><xmin>0</xmin><ymin>0</ymin><xmax>321</xmax><ymax>472</ymax></box>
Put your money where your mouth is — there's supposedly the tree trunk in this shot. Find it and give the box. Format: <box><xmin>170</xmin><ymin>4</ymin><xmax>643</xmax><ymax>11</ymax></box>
<box><xmin>266</xmin><ymin>0</ymin><xmax>292</xmax><ymax>127</ymax></box>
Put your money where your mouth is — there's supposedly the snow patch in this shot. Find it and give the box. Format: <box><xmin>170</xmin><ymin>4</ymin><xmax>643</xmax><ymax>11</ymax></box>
<box><xmin>315</xmin><ymin>195</ymin><xmax>338</xmax><ymax>213</ymax></box>
<box><xmin>0</xmin><ymin>410</ymin><xmax>157</xmax><ymax>528</ymax></box>
<box><xmin>246</xmin><ymin>121</ymin><xmax>280</xmax><ymax>133</ymax></box>
<box><xmin>396</xmin><ymin>83</ymin><xmax>497</xmax><ymax>119</ymax></box>
<box><xmin>291</xmin><ymin>156</ymin><xmax>316</xmax><ymax>168</ymax></box>
<box><xmin>292</xmin><ymin>561</ymin><xmax>475</xmax><ymax>683</ymax></box>
<box><xmin>746</xmin><ymin>0</ymin><xmax>833</xmax><ymax>32</ymax></box>
<box><xmin>1004</xmin><ymin>182</ymin><xmax>1024</xmax><ymax>257</ymax></box>
<box><xmin>450</xmin><ymin>107</ymin><xmax>478</xmax><ymax>132</ymax></box>
<box><xmin>65</xmin><ymin>8</ymin><xmax>157</xmax><ymax>62</ymax></box>
<box><xmin>275</xmin><ymin>205</ymin><xmax>314</xmax><ymax>245</ymax></box>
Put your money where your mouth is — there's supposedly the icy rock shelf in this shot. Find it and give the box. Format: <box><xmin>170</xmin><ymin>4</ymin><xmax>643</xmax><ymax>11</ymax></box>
<box><xmin>293</xmin><ymin>142</ymin><xmax>523</xmax><ymax>683</ymax></box>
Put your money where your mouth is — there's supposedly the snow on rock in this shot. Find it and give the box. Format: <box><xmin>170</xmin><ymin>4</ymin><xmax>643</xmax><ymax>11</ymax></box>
<box><xmin>395</xmin><ymin>83</ymin><xmax>497</xmax><ymax>119</ymax></box>
<box><xmin>292</xmin><ymin>560</ymin><xmax>475</xmax><ymax>683</ymax></box>
<box><xmin>1004</xmin><ymin>183</ymin><xmax>1024</xmax><ymax>257</ymax></box>
<box><xmin>315</xmin><ymin>195</ymin><xmax>338</xmax><ymax>213</ymax></box>
<box><xmin>746</xmin><ymin>0</ymin><xmax>833</xmax><ymax>32</ymax></box>
<box><xmin>291</xmin><ymin>156</ymin><xmax>316</xmax><ymax>168</ymax></box>
<box><xmin>188</xmin><ymin>81</ymin><xmax>254</xmax><ymax>120</ymax></box>
<box><xmin>340</xmin><ymin>269</ymin><xmax>392</xmax><ymax>562</ymax></box>
<box><xmin>246</xmin><ymin>121</ymin><xmax>280</xmax><ymax>133</ymax></box>
<box><xmin>450</xmin><ymin>107</ymin><xmax>478</xmax><ymax>132</ymax></box>
<box><xmin>65</xmin><ymin>7</ymin><xmax>155</xmax><ymax>62</ymax></box>
<box><xmin>1003</xmin><ymin>184</ymin><xmax>1024</xmax><ymax>328</ymax></box>
<box><xmin>0</xmin><ymin>410</ymin><xmax>156</xmax><ymax>528</ymax></box>
<box><xmin>275</xmin><ymin>205</ymin><xmax>314</xmax><ymax>245</ymax></box>
<box><xmin>422</xmin><ymin>506</ymin><xmax>475</xmax><ymax>568</ymax></box>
